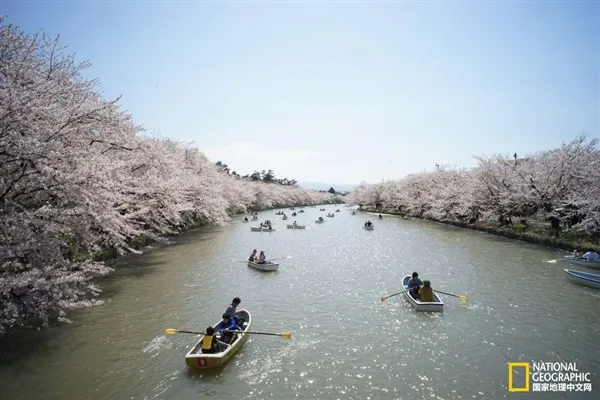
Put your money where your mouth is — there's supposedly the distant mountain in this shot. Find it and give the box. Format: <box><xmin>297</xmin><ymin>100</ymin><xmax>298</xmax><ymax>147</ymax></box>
<box><xmin>296</xmin><ymin>180</ymin><xmax>357</xmax><ymax>193</ymax></box>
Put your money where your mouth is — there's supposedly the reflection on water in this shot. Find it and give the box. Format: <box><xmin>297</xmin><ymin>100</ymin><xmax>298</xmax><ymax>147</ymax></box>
<box><xmin>0</xmin><ymin>207</ymin><xmax>598</xmax><ymax>400</ymax></box>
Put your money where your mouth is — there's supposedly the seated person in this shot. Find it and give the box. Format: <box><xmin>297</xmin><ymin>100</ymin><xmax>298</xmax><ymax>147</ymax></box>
<box><xmin>248</xmin><ymin>249</ymin><xmax>257</xmax><ymax>262</ymax></box>
<box><xmin>582</xmin><ymin>248</ymin><xmax>600</xmax><ymax>262</ymax></box>
<box><xmin>201</xmin><ymin>326</ymin><xmax>229</xmax><ymax>354</ymax></box>
<box><xmin>418</xmin><ymin>280</ymin><xmax>434</xmax><ymax>302</ymax></box>
<box><xmin>407</xmin><ymin>272</ymin><xmax>423</xmax><ymax>299</ymax></box>
<box><xmin>258</xmin><ymin>251</ymin><xmax>266</xmax><ymax>264</ymax></box>
<box><xmin>217</xmin><ymin>314</ymin><xmax>242</xmax><ymax>344</ymax></box>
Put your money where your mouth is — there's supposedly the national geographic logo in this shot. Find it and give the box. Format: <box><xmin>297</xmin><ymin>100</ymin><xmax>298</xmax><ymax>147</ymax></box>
<box><xmin>508</xmin><ymin>362</ymin><xmax>592</xmax><ymax>393</ymax></box>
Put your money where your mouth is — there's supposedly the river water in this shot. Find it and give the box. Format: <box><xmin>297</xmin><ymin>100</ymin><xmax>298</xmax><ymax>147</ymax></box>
<box><xmin>1</xmin><ymin>207</ymin><xmax>598</xmax><ymax>400</ymax></box>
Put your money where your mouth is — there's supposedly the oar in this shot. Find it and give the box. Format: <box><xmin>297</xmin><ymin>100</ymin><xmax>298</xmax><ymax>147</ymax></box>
<box><xmin>225</xmin><ymin>329</ymin><xmax>292</xmax><ymax>339</ymax></box>
<box><xmin>165</xmin><ymin>328</ymin><xmax>292</xmax><ymax>339</ymax></box>
<box><xmin>269</xmin><ymin>256</ymin><xmax>292</xmax><ymax>261</ymax></box>
<box><xmin>381</xmin><ymin>288</ymin><xmax>409</xmax><ymax>301</ymax></box>
<box><xmin>435</xmin><ymin>290</ymin><xmax>469</xmax><ymax>302</ymax></box>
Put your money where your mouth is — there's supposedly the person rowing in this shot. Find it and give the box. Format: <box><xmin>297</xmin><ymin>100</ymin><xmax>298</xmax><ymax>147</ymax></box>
<box><xmin>407</xmin><ymin>271</ymin><xmax>423</xmax><ymax>299</ymax></box>
<box><xmin>248</xmin><ymin>249</ymin><xmax>257</xmax><ymax>262</ymax></box>
<box><xmin>217</xmin><ymin>314</ymin><xmax>242</xmax><ymax>344</ymax></box>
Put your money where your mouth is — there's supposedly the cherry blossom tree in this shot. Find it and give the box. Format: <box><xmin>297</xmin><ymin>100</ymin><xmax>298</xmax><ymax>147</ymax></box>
<box><xmin>0</xmin><ymin>22</ymin><xmax>339</xmax><ymax>335</ymax></box>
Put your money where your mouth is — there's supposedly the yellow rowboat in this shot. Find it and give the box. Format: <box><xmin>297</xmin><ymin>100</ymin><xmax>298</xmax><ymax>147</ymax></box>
<box><xmin>185</xmin><ymin>309</ymin><xmax>251</xmax><ymax>368</ymax></box>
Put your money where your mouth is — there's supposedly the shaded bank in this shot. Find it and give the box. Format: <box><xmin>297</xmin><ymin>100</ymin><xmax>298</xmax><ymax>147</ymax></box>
<box><xmin>360</xmin><ymin>207</ymin><xmax>599</xmax><ymax>253</ymax></box>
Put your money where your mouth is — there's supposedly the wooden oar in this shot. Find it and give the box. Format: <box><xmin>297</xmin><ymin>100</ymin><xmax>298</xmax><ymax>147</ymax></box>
<box><xmin>225</xmin><ymin>329</ymin><xmax>292</xmax><ymax>339</ymax></box>
<box><xmin>234</xmin><ymin>256</ymin><xmax>291</xmax><ymax>262</ymax></box>
<box><xmin>435</xmin><ymin>290</ymin><xmax>469</xmax><ymax>302</ymax></box>
<box><xmin>165</xmin><ymin>328</ymin><xmax>292</xmax><ymax>339</ymax></box>
<box><xmin>381</xmin><ymin>288</ymin><xmax>409</xmax><ymax>301</ymax></box>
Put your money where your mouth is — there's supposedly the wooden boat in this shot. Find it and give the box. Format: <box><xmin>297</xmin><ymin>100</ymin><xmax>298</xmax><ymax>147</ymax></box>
<box><xmin>363</xmin><ymin>225</ymin><xmax>374</xmax><ymax>230</ymax></box>
<box><xmin>565</xmin><ymin>257</ymin><xmax>600</xmax><ymax>270</ymax></box>
<box><xmin>287</xmin><ymin>224</ymin><xmax>306</xmax><ymax>229</ymax></box>
<box><xmin>247</xmin><ymin>261</ymin><xmax>279</xmax><ymax>271</ymax></box>
<box><xmin>401</xmin><ymin>275</ymin><xmax>444</xmax><ymax>312</ymax></box>
<box><xmin>315</xmin><ymin>219</ymin><xmax>325</xmax><ymax>223</ymax></box>
<box><xmin>185</xmin><ymin>309</ymin><xmax>251</xmax><ymax>368</ymax></box>
<box><xmin>564</xmin><ymin>269</ymin><xmax>600</xmax><ymax>289</ymax></box>
<box><xmin>250</xmin><ymin>227</ymin><xmax>262</xmax><ymax>232</ymax></box>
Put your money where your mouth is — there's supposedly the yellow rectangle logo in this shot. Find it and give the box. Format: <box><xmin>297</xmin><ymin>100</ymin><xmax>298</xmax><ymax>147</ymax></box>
<box><xmin>508</xmin><ymin>362</ymin><xmax>530</xmax><ymax>392</ymax></box>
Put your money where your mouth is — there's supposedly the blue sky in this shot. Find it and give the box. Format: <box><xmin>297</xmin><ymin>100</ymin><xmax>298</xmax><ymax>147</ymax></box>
<box><xmin>2</xmin><ymin>1</ymin><xmax>598</xmax><ymax>184</ymax></box>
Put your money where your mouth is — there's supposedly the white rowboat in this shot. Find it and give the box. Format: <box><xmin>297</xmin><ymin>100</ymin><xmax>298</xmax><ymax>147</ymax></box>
<box><xmin>564</xmin><ymin>269</ymin><xmax>600</xmax><ymax>289</ymax></box>
<box><xmin>363</xmin><ymin>225</ymin><xmax>374</xmax><ymax>230</ymax></box>
<box><xmin>565</xmin><ymin>257</ymin><xmax>600</xmax><ymax>270</ymax></box>
<box><xmin>247</xmin><ymin>261</ymin><xmax>279</xmax><ymax>271</ymax></box>
<box><xmin>401</xmin><ymin>275</ymin><xmax>444</xmax><ymax>312</ymax></box>
<box><xmin>287</xmin><ymin>224</ymin><xmax>306</xmax><ymax>229</ymax></box>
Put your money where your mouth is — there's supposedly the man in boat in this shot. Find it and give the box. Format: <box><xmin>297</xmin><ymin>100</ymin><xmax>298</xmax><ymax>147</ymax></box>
<box><xmin>201</xmin><ymin>326</ymin><xmax>230</xmax><ymax>354</ymax></box>
<box><xmin>257</xmin><ymin>251</ymin><xmax>266</xmax><ymax>264</ymax></box>
<box><xmin>218</xmin><ymin>314</ymin><xmax>242</xmax><ymax>344</ymax></box>
<box><xmin>248</xmin><ymin>249</ymin><xmax>257</xmax><ymax>262</ymax></box>
<box><xmin>318</xmin><ymin>217</ymin><xmax>324</xmax><ymax>221</ymax></box>
<box><xmin>225</xmin><ymin>297</ymin><xmax>244</xmax><ymax>325</ymax></box>
<box><xmin>582</xmin><ymin>248</ymin><xmax>600</xmax><ymax>261</ymax></box>
<box><xmin>293</xmin><ymin>221</ymin><xmax>297</xmax><ymax>226</ymax></box>
<box><xmin>418</xmin><ymin>280</ymin><xmax>434</xmax><ymax>302</ymax></box>
<box><xmin>407</xmin><ymin>272</ymin><xmax>423</xmax><ymax>299</ymax></box>
<box><xmin>244</xmin><ymin>217</ymin><xmax>248</xmax><ymax>221</ymax></box>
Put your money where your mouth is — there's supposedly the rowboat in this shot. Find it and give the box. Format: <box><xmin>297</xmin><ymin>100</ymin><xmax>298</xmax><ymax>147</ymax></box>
<box><xmin>242</xmin><ymin>220</ymin><xmax>249</xmax><ymax>223</ymax></box>
<box><xmin>250</xmin><ymin>227</ymin><xmax>262</xmax><ymax>232</ymax></box>
<box><xmin>326</xmin><ymin>214</ymin><xmax>334</xmax><ymax>217</ymax></box>
<box><xmin>335</xmin><ymin>209</ymin><xmax>340</xmax><ymax>212</ymax></box>
<box><xmin>261</xmin><ymin>227</ymin><xmax>276</xmax><ymax>232</ymax></box>
<box><xmin>564</xmin><ymin>269</ymin><xmax>600</xmax><ymax>289</ymax></box>
<box><xmin>315</xmin><ymin>219</ymin><xmax>325</xmax><ymax>223</ymax></box>
<box><xmin>275</xmin><ymin>212</ymin><xmax>284</xmax><ymax>215</ymax></box>
<box><xmin>298</xmin><ymin>210</ymin><xmax>305</xmax><ymax>213</ymax></box>
<box><xmin>351</xmin><ymin>212</ymin><xmax>356</xmax><ymax>215</ymax></box>
<box><xmin>185</xmin><ymin>309</ymin><xmax>251</xmax><ymax>368</ymax></box>
<box><xmin>287</xmin><ymin>224</ymin><xmax>306</xmax><ymax>229</ymax></box>
<box><xmin>282</xmin><ymin>216</ymin><xmax>288</xmax><ymax>220</ymax></box>
<box><xmin>401</xmin><ymin>275</ymin><xmax>444</xmax><ymax>312</ymax></box>
<box><xmin>565</xmin><ymin>257</ymin><xmax>600</xmax><ymax>270</ymax></box>
<box><xmin>363</xmin><ymin>225</ymin><xmax>374</xmax><ymax>230</ymax></box>
<box><xmin>247</xmin><ymin>261</ymin><xmax>279</xmax><ymax>271</ymax></box>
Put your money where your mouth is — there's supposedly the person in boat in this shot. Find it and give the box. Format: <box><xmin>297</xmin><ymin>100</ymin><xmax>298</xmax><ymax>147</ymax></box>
<box><xmin>418</xmin><ymin>280</ymin><xmax>434</xmax><ymax>302</ymax></box>
<box><xmin>582</xmin><ymin>248</ymin><xmax>600</xmax><ymax>262</ymax></box>
<box><xmin>378</xmin><ymin>214</ymin><xmax>382</xmax><ymax>218</ymax></box>
<box><xmin>248</xmin><ymin>249</ymin><xmax>257</xmax><ymax>262</ymax></box>
<box><xmin>244</xmin><ymin>217</ymin><xmax>248</xmax><ymax>221</ymax></box>
<box><xmin>407</xmin><ymin>272</ymin><xmax>423</xmax><ymax>299</ymax></box>
<box><xmin>201</xmin><ymin>326</ymin><xmax>230</xmax><ymax>354</ymax></box>
<box><xmin>257</xmin><ymin>250</ymin><xmax>267</xmax><ymax>264</ymax></box>
<box><xmin>218</xmin><ymin>314</ymin><xmax>242</xmax><ymax>344</ymax></box>
<box><xmin>318</xmin><ymin>217</ymin><xmax>324</xmax><ymax>221</ymax></box>
<box><xmin>225</xmin><ymin>297</ymin><xmax>244</xmax><ymax>325</ymax></box>
<box><xmin>293</xmin><ymin>221</ymin><xmax>297</xmax><ymax>226</ymax></box>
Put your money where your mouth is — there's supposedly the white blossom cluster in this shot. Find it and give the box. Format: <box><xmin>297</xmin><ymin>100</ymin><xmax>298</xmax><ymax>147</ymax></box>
<box><xmin>347</xmin><ymin>136</ymin><xmax>599</xmax><ymax>236</ymax></box>
<box><xmin>0</xmin><ymin>23</ymin><xmax>338</xmax><ymax>335</ymax></box>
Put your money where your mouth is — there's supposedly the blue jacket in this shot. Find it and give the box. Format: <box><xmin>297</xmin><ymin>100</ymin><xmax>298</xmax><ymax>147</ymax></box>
<box><xmin>218</xmin><ymin>319</ymin><xmax>241</xmax><ymax>333</ymax></box>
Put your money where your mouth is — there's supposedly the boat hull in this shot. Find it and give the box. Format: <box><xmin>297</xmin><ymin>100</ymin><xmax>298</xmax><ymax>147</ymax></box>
<box><xmin>565</xmin><ymin>257</ymin><xmax>600</xmax><ymax>269</ymax></box>
<box><xmin>247</xmin><ymin>261</ymin><xmax>279</xmax><ymax>271</ymax></box>
<box><xmin>401</xmin><ymin>276</ymin><xmax>444</xmax><ymax>312</ymax></box>
<box><xmin>287</xmin><ymin>225</ymin><xmax>306</xmax><ymax>229</ymax></box>
<box><xmin>315</xmin><ymin>220</ymin><xmax>324</xmax><ymax>223</ymax></box>
<box><xmin>363</xmin><ymin>226</ymin><xmax>374</xmax><ymax>230</ymax></box>
<box><xmin>185</xmin><ymin>309</ymin><xmax>251</xmax><ymax>368</ymax></box>
<box><xmin>564</xmin><ymin>269</ymin><xmax>600</xmax><ymax>289</ymax></box>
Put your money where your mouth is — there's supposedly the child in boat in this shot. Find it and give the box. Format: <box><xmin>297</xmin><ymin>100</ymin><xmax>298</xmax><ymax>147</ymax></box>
<box><xmin>201</xmin><ymin>326</ymin><xmax>229</xmax><ymax>354</ymax></box>
<box><xmin>407</xmin><ymin>272</ymin><xmax>423</xmax><ymax>299</ymax></box>
<box><xmin>225</xmin><ymin>297</ymin><xmax>244</xmax><ymax>325</ymax></box>
<box><xmin>218</xmin><ymin>314</ymin><xmax>242</xmax><ymax>344</ymax></box>
<box><xmin>248</xmin><ymin>249</ymin><xmax>257</xmax><ymax>262</ymax></box>
<box><xmin>418</xmin><ymin>280</ymin><xmax>434</xmax><ymax>302</ymax></box>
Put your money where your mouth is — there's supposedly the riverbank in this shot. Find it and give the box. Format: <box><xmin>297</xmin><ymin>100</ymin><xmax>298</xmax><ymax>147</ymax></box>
<box><xmin>360</xmin><ymin>207</ymin><xmax>600</xmax><ymax>253</ymax></box>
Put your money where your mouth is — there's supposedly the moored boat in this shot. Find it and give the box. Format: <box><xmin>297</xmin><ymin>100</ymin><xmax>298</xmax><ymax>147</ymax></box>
<box><xmin>185</xmin><ymin>309</ymin><xmax>251</xmax><ymax>368</ymax></box>
<box><xmin>247</xmin><ymin>261</ymin><xmax>279</xmax><ymax>271</ymax></box>
<box><xmin>564</xmin><ymin>257</ymin><xmax>600</xmax><ymax>270</ymax></box>
<box><xmin>401</xmin><ymin>275</ymin><xmax>444</xmax><ymax>312</ymax></box>
<box><xmin>287</xmin><ymin>224</ymin><xmax>306</xmax><ymax>229</ymax></box>
<box><xmin>564</xmin><ymin>269</ymin><xmax>600</xmax><ymax>289</ymax></box>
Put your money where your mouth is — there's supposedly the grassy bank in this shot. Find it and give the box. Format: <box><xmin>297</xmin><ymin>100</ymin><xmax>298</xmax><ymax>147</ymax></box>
<box><xmin>360</xmin><ymin>207</ymin><xmax>599</xmax><ymax>253</ymax></box>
